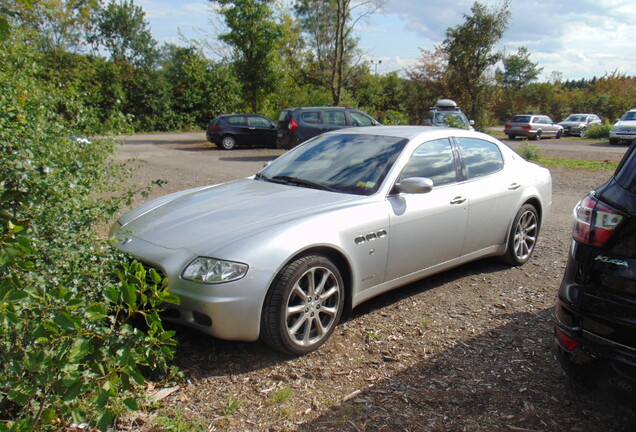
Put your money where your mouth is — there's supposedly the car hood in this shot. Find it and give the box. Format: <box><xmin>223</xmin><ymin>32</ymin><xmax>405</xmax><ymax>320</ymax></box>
<box><xmin>117</xmin><ymin>178</ymin><xmax>358</xmax><ymax>250</ymax></box>
<box><xmin>613</xmin><ymin>119</ymin><xmax>636</xmax><ymax>129</ymax></box>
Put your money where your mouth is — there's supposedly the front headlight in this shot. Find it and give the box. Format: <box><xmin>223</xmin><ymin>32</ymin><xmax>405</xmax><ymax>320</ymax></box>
<box><xmin>182</xmin><ymin>257</ymin><xmax>248</xmax><ymax>284</ymax></box>
<box><xmin>109</xmin><ymin>220</ymin><xmax>122</xmax><ymax>239</ymax></box>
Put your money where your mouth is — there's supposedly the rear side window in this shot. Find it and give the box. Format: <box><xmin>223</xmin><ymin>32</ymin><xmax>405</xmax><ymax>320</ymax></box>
<box><xmin>227</xmin><ymin>116</ymin><xmax>246</xmax><ymax>125</ymax></box>
<box><xmin>278</xmin><ymin>111</ymin><xmax>290</xmax><ymax>122</ymax></box>
<box><xmin>324</xmin><ymin>111</ymin><xmax>346</xmax><ymax>125</ymax></box>
<box><xmin>350</xmin><ymin>111</ymin><xmax>374</xmax><ymax>126</ymax></box>
<box><xmin>248</xmin><ymin>116</ymin><xmax>271</xmax><ymax>127</ymax></box>
<box><xmin>400</xmin><ymin>138</ymin><xmax>457</xmax><ymax>186</ymax></box>
<box><xmin>510</xmin><ymin>115</ymin><xmax>530</xmax><ymax>123</ymax></box>
<box><xmin>301</xmin><ymin>111</ymin><xmax>322</xmax><ymax>124</ymax></box>
<box><xmin>456</xmin><ymin>138</ymin><xmax>503</xmax><ymax>179</ymax></box>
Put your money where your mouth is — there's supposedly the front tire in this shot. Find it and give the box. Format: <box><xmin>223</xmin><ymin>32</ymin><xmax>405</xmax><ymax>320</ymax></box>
<box><xmin>220</xmin><ymin>135</ymin><xmax>237</xmax><ymax>150</ymax></box>
<box><xmin>261</xmin><ymin>255</ymin><xmax>344</xmax><ymax>355</ymax></box>
<box><xmin>609</xmin><ymin>138</ymin><xmax>619</xmax><ymax>145</ymax></box>
<box><xmin>503</xmin><ymin>204</ymin><xmax>539</xmax><ymax>266</ymax></box>
<box><xmin>579</xmin><ymin>128</ymin><xmax>586</xmax><ymax>138</ymax></box>
<box><xmin>556</xmin><ymin>129</ymin><xmax>563</xmax><ymax>139</ymax></box>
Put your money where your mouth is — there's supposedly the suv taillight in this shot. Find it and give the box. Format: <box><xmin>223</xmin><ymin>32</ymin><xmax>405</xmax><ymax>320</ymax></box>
<box><xmin>210</xmin><ymin>125</ymin><xmax>220</xmax><ymax>131</ymax></box>
<box><xmin>288</xmin><ymin>118</ymin><xmax>298</xmax><ymax>134</ymax></box>
<box><xmin>572</xmin><ymin>195</ymin><xmax>623</xmax><ymax>247</ymax></box>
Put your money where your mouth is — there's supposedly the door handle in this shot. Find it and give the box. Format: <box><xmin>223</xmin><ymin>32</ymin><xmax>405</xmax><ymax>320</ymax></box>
<box><xmin>450</xmin><ymin>196</ymin><xmax>466</xmax><ymax>204</ymax></box>
<box><xmin>508</xmin><ymin>183</ymin><xmax>521</xmax><ymax>190</ymax></box>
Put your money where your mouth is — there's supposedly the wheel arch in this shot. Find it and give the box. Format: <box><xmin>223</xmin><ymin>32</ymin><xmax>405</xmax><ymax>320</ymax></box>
<box><xmin>278</xmin><ymin>246</ymin><xmax>354</xmax><ymax>317</ymax></box>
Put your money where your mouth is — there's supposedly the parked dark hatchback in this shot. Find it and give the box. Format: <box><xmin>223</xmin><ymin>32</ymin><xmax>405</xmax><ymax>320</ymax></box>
<box><xmin>276</xmin><ymin>107</ymin><xmax>379</xmax><ymax>149</ymax></box>
<box><xmin>206</xmin><ymin>114</ymin><xmax>277</xmax><ymax>150</ymax></box>
<box><xmin>555</xmin><ymin>142</ymin><xmax>636</xmax><ymax>396</ymax></box>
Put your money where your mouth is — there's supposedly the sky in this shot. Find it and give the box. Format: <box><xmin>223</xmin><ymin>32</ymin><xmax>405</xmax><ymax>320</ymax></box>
<box><xmin>136</xmin><ymin>0</ymin><xmax>636</xmax><ymax>81</ymax></box>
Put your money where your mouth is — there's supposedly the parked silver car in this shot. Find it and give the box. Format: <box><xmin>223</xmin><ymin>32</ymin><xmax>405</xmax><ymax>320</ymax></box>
<box><xmin>504</xmin><ymin>114</ymin><xmax>563</xmax><ymax>140</ymax></box>
<box><xmin>558</xmin><ymin>113</ymin><xmax>602</xmax><ymax>137</ymax></box>
<box><xmin>609</xmin><ymin>108</ymin><xmax>636</xmax><ymax>145</ymax></box>
<box><xmin>110</xmin><ymin>126</ymin><xmax>552</xmax><ymax>355</ymax></box>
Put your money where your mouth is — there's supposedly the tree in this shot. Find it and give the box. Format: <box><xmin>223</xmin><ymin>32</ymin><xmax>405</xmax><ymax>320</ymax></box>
<box><xmin>88</xmin><ymin>0</ymin><xmax>156</xmax><ymax>67</ymax></box>
<box><xmin>442</xmin><ymin>0</ymin><xmax>510</xmax><ymax>127</ymax></box>
<box><xmin>295</xmin><ymin>0</ymin><xmax>384</xmax><ymax>105</ymax></box>
<box><xmin>211</xmin><ymin>0</ymin><xmax>282</xmax><ymax>112</ymax></box>
<box><xmin>498</xmin><ymin>46</ymin><xmax>542</xmax><ymax>90</ymax></box>
<box><xmin>405</xmin><ymin>46</ymin><xmax>449</xmax><ymax>123</ymax></box>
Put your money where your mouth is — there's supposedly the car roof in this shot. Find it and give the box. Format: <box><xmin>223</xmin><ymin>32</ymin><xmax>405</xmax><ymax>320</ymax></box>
<box><xmin>282</xmin><ymin>106</ymin><xmax>360</xmax><ymax>111</ymax></box>
<box><xmin>320</xmin><ymin>125</ymin><xmax>494</xmax><ymax>142</ymax></box>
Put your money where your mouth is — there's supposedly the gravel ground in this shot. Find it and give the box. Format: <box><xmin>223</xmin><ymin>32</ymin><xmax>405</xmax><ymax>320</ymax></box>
<box><xmin>111</xmin><ymin>134</ymin><xmax>635</xmax><ymax>431</ymax></box>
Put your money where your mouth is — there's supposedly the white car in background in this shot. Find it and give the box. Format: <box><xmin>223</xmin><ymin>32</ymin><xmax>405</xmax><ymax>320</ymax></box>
<box><xmin>610</xmin><ymin>109</ymin><xmax>636</xmax><ymax>145</ymax></box>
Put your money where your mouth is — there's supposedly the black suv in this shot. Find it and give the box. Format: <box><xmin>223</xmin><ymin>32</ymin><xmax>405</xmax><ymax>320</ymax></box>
<box><xmin>206</xmin><ymin>114</ymin><xmax>277</xmax><ymax>150</ymax></box>
<box><xmin>555</xmin><ymin>142</ymin><xmax>636</xmax><ymax>395</ymax></box>
<box><xmin>276</xmin><ymin>107</ymin><xmax>379</xmax><ymax>149</ymax></box>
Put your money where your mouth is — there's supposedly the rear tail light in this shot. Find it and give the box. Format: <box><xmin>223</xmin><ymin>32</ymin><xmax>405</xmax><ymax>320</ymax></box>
<box><xmin>572</xmin><ymin>195</ymin><xmax>623</xmax><ymax>247</ymax></box>
<box><xmin>504</xmin><ymin>125</ymin><xmax>511</xmax><ymax>129</ymax></box>
<box><xmin>288</xmin><ymin>118</ymin><xmax>298</xmax><ymax>134</ymax></box>
<box><xmin>555</xmin><ymin>327</ymin><xmax>579</xmax><ymax>351</ymax></box>
<box><xmin>522</xmin><ymin>125</ymin><xmax>532</xmax><ymax>130</ymax></box>
<box><xmin>209</xmin><ymin>125</ymin><xmax>220</xmax><ymax>131</ymax></box>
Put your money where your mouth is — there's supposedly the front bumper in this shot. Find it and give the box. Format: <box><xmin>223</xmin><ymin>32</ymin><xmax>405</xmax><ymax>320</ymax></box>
<box><xmin>112</xmin><ymin>233</ymin><xmax>277</xmax><ymax>342</ymax></box>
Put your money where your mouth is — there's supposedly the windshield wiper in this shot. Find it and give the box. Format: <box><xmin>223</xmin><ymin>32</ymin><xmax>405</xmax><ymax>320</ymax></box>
<box><xmin>271</xmin><ymin>175</ymin><xmax>336</xmax><ymax>192</ymax></box>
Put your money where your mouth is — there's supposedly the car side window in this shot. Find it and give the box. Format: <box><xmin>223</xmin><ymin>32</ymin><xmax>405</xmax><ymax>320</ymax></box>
<box><xmin>399</xmin><ymin>138</ymin><xmax>456</xmax><ymax>186</ymax></box>
<box><xmin>350</xmin><ymin>111</ymin><xmax>374</xmax><ymax>127</ymax></box>
<box><xmin>301</xmin><ymin>111</ymin><xmax>322</xmax><ymax>124</ymax></box>
<box><xmin>227</xmin><ymin>116</ymin><xmax>246</xmax><ymax>125</ymax></box>
<box><xmin>324</xmin><ymin>111</ymin><xmax>346</xmax><ymax>126</ymax></box>
<box><xmin>456</xmin><ymin>138</ymin><xmax>503</xmax><ymax>180</ymax></box>
<box><xmin>248</xmin><ymin>116</ymin><xmax>271</xmax><ymax>127</ymax></box>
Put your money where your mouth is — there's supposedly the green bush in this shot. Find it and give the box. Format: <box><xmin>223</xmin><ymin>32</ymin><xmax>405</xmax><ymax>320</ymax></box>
<box><xmin>1</xmin><ymin>31</ymin><xmax>178</xmax><ymax>431</ymax></box>
<box><xmin>517</xmin><ymin>143</ymin><xmax>541</xmax><ymax>161</ymax></box>
<box><xmin>586</xmin><ymin>120</ymin><xmax>612</xmax><ymax>139</ymax></box>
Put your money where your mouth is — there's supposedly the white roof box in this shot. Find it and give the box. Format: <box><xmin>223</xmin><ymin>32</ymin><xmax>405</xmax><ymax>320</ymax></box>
<box><xmin>435</xmin><ymin>99</ymin><xmax>459</xmax><ymax>109</ymax></box>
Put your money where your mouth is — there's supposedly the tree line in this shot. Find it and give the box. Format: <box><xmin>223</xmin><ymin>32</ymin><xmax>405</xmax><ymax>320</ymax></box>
<box><xmin>4</xmin><ymin>0</ymin><xmax>636</xmax><ymax>135</ymax></box>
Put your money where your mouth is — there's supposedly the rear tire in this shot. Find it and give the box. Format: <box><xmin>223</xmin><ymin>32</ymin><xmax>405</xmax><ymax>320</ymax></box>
<box><xmin>534</xmin><ymin>130</ymin><xmax>542</xmax><ymax>141</ymax></box>
<box><xmin>261</xmin><ymin>255</ymin><xmax>344</xmax><ymax>355</ymax></box>
<box><xmin>220</xmin><ymin>135</ymin><xmax>237</xmax><ymax>150</ymax></box>
<box><xmin>503</xmin><ymin>204</ymin><xmax>539</xmax><ymax>266</ymax></box>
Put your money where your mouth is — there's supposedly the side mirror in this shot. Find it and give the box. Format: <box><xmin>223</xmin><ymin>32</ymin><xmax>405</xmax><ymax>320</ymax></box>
<box><xmin>396</xmin><ymin>177</ymin><xmax>434</xmax><ymax>194</ymax></box>
<box><xmin>469</xmin><ymin>120</ymin><xmax>475</xmax><ymax>126</ymax></box>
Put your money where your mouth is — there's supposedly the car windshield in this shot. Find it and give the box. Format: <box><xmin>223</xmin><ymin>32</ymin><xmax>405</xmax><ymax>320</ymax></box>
<box><xmin>565</xmin><ymin>115</ymin><xmax>586</xmax><ymax>122</ymax></box>
<box><xmin>623</xmin><ymin>111</ymin><xmax>636</xmax><ymax>121</ymax></box>
<box><xmin>433</xmin><ymin>112</ymin><xmax>470</xmax><ymax>128</ymax></box>
<box><xmin>257</xmin><ymin>133</ymin><xmax>408</xmax><ymax>196</ymax></box>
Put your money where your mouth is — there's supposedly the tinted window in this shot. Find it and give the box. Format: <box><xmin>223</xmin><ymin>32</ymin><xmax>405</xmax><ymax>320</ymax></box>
<box><xmin>324</xmin><ymin>111</ymin><xmax>346</xmax><ymax>126</ymax></box>
<box><xmin>400</xmin><ymin>139</ymin><xmax>456</xmax><ymax>186</ymax></box>
<box><xmin>301</xmin><ymin>111</ymin><xmax>322</xmax><ymax>124</ymax></box>
<box><xmin>614</xmin><ymin>147</ymin><xmax>636</xmax><ymax>192</ymax></box>
<box><xmin>456</xmin><ymin>138</ymin><xmax>503</xmax><ymax>179</ymax></box>
<box><xmin>248</xmin><ymin>116</ymin><xmax>271</xmax><ymax>127</ymax></box>
<box><xmin>350</xmin><ymin>111</ymin><xmax>374</xmax><ymax>126</ymax></box>
<box><xmin>510</xmin><ymin>115</ymin><xmax>530</xmax><ymax>123</ymax></box>
<box><xmin>227</xmin><ymin>116</ymin><xmax>246</xmax><ymax>125</ymax></box>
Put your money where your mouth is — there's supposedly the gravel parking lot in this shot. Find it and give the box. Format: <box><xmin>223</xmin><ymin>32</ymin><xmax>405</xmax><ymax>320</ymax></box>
<box><xmin>113</xmin><ymin>133</ymin><xmax>635</xmax><ymax>431</ymax></box>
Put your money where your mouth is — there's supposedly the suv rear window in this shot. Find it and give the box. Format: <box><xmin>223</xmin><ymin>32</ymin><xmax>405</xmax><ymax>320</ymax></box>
<box><xmin>614</xmin><ymin>147</ymin><xmax>636</xmax><ymax>192</ymax></box>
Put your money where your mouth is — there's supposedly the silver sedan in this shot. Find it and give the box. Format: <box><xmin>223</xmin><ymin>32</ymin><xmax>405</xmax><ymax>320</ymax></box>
<box><xmin>110</xmin><ymin>126</ymin><xmax>552</xmax><ymax>355</ymax></box>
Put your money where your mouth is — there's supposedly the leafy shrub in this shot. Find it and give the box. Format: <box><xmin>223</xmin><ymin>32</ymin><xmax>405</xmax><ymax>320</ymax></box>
<box><xmin>382</xmin><ymin>110</ymin><xmax>408</xmax><ymax>125</ymax></box>
<box><xmin>517</xmin><ymin>143</ymin><xmax>541</xmax><ymax>161</ymax></box>
<box><xmin>1</xmin><ymin>30</ymin><xmax>178</xmax><ymax>431</ymax></box>
<box><xmin>586</xmin><ymin>120</ymin><xmax>612</xmax><ymax>139</ymax></box>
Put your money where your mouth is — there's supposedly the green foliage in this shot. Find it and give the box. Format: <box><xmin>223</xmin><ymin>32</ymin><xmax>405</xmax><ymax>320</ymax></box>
<box><xmin>221</xmin><ymin>394</ymin><xmax>242</xmax><ymax>416</ymax></box>
<box><xmin>586</xmin><ymin>120</ymin><xmax>612</xmax><ymax>139</ymax></box>
<box><xmin>442</xmin><ymin>0</ymin><xmax>510</xmax><ymax>128</ymax></box>
<box><xmin>444</xmin><ymin>116</ymin><xmax>469</xmax><ymax>129</ymax></box>
<box><xmin>383</xmin><ymin>110</ymin><xmax>408</xmax><ymax>125</ymax></box>
<box><xmin>1</xmin><ymin>30</ymin><xmax>178</xmax><ymax>430</ymax></box>
<box><xmin>517</xmin><ymin>143</ymin><xmax>541</xmax><ymax>161</ymax></box>
<box><xmin>537</xmin><ymin>158</ymin><xmax>618</xmax><ymax>170</ymax></box>
<box><xmin>497</xmin><ymin>47</ymin><xmax>542</xmax><ymax>90</ymax></box>
<box><xmin>212</xmin><ymin>0</ymin><xmax>283</xmax><ymax>112</ymax></box>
